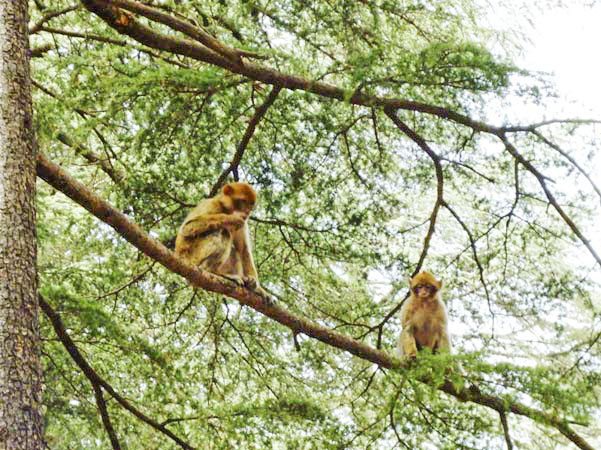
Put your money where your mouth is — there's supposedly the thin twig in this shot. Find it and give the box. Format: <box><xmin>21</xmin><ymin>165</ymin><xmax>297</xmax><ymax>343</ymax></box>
<box><xmin>56</xmin><ymin>132</ymin><xmax>126</xmax><ymax>184</ymax></box>
<box><xmin>92</xmin><ymin>384</ymin><xmax>122</xmax><ymax>450</ymax></box>
<box><xmin>29</xmin><ymin>4</ymin><xmax>80</xmax><ymax>34</ymax></box>
<box><xmin>209</xmin><ymin>84</ymin><xmax>282</xmax><ymax>196</ymax></box>
<box><xmin>499</xmin><ymin>133</ymin><xmax>601</xmax><ymax>268</ymax></box>
<box><xmin>39</xmin><ymin>26</ymin><xmax>191</xmax><ymax>68</ymax></box>
<box><xmin>443</xmin><ymin>201</ymin><xmax>495</xmax><ymax>338</ymax></box>
<box><xmin>499</xmin><ymin>409</ymin><xmax>513</xmax><ymax>450</ymax></box>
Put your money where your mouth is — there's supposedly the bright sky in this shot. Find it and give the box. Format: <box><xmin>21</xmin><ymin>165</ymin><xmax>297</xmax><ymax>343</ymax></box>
<box><xmin>521</xmin><ymin>2</ymin><xmax>601</xmax><ymax>251</ymax></box>
<box><xmin>523</xmin><ymin>2</ymin><xmax>601</xmax><ymax>117</ymax></box>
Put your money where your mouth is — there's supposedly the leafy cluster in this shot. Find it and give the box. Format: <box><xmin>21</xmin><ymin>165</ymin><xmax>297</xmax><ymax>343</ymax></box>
<box><xmin>30</xmin><ymin>0</ymin><xmax>600</xmax><ymax>448</ymax></box>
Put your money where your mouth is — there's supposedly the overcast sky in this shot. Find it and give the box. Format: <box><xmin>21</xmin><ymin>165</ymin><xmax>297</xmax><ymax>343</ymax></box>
<box><xmin>523</xmin><ymin>2</ymin><xmax>601</xmax><ymax>116</ymax></box>
<box><xmin>522</xmin><ymin>2</ymin><xmax>601</xmax><ymax>249</ymax></box>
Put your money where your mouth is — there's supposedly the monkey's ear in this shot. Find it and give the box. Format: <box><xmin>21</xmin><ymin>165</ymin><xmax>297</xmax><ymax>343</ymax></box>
<box><xmin>438</xmin><ymin>279</ymin><xmax>444</xmax><ymax>290</ymax></box>
<box><xmin>222</xmin><ymin>184</ymin><xmax>234</xmax><ymax>196</ymax></box>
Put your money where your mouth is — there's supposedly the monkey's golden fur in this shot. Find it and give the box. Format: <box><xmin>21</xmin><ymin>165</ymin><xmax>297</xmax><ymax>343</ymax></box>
<box><xmin>175</xmin><ymin>182</ymin><xmax>260</xmax><ymax>287</ymax></box>
<box><xmin>397</xmin><ymin>271</ymin><xmax>451</xmax><ymax>357</ymax></box>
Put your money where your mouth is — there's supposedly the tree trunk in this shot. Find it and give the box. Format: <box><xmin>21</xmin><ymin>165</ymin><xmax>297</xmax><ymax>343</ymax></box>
<box><xmin>0</xmin><ymin>1</ymin><xmax>44</xmax><ymax>448</ymax></box>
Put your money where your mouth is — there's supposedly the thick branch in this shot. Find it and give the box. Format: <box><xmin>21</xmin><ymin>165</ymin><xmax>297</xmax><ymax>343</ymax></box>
<box><xmin>79</xmin><ymin>0</ymin><xmax>497</xmax><ymax>133</ymax></box>
<box><xmin>209</xmin><ymin>84</ymin><xmax>282</xmax><ymax>196</ymax></box>
<box><xmin>439</xmin><ymin>380</ymin><xmax>593</xmax><ymax>450</ymax></box>
<box><xmin>79</xmin><ymin>0</ymin><xmax>601</xmax><ymax>269</ymax></box>
<box><xmin>30</xmin><ymin>43</ymin><xmax>53</xmax><ymax>57</ymax></box>
<box><xmin>106</xmin><ymin>0</ymin><xmax>262</xmax><ymax>62</ymax></box>
<box><xmin>35</xmin><ymin>152</ymin><xmax>595</xmax><ymax>450</ymax></box>
<box><xmin>36</xmin><ymin>152</ymin><xmax>392</xmax><ymax>368</ymax></box>
<box><xmin>39</xmin><ymin>295</ymin><xmax>195</xmax><ymax>450</ymax></box>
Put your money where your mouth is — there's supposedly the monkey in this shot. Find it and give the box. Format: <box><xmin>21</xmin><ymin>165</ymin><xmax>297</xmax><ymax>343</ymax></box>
<box><xmin>397</xmin><ymin>271</ymin><xmax>451</xmax><ymax>358</ymax></box>
<box><xmin>175</xmin><ymin>182</ymin><xmax>261</xmax><ymax>289</ymax></box>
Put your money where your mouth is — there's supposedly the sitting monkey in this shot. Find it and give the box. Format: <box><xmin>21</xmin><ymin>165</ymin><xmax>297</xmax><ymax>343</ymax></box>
<box><xmin>397</xmin><ymin>271</ymin><xmax>451</xmax><ymax>357</ymax></box>
<box><xmin>175</xmin><ymin>182</ymin><xmax>261</xmax><ymax>289</ymax></box>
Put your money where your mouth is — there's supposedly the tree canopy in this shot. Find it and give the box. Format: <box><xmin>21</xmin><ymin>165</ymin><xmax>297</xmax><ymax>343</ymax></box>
<box><xmin>29</xmin><ymin>1</ymin><xmax>600</xmax><ymax>448</ymax></box>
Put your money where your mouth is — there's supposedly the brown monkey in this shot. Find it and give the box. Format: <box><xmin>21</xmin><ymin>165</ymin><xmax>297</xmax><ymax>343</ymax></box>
<box><xmin>175</xmin><ymin>182</ymin><xmax>261</xmax><ymax>288</ymax></box>
<box><xmin>397</xmin><ymin>271</ymin><xmax>451</xmax><ymax>357</ymax></box>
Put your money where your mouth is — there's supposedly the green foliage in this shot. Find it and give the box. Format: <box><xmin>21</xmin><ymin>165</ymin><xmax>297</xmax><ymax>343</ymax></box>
<box><xmin>29</xmin><ymin>0</ymin><xmax>601</xmax><ymax>448</ymax></box>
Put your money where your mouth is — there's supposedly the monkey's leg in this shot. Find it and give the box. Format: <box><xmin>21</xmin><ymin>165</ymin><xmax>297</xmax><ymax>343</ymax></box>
<box><xmin>233</xmin><ymin>226</ymin><xmax>260</xmax><ymax>288</ymax></box>
<box><xmin>215</xmin><ymin>237</ymin><xmax>246</xmax><ymax>287</ymax></box>
<box><xmin>196</xmin><ymin>232</ymin><xmax>235</xmax><ymax>273</ymax></box>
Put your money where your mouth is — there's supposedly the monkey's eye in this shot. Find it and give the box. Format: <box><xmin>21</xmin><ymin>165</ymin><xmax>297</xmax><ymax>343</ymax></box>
<box><xmin>413</xmin><ymin>284</ymin><xmax>437</xmax><ymax>294</ymax></box>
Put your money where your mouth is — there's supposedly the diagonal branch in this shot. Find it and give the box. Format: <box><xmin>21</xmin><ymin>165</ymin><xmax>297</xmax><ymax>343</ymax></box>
<box><xmin>36</xmin><ymin>152</ymin><xmax>392</xmax><ymax>367</ymax></box>
<box><xmin>499</xmin><ymin>133</ymin><xmax>601</xmax><ymax>268</ymax></box>
<box><xmin>532</xmin><ymin>130</ymin><xmax>601</xmax><ymax>204</ymax></box>
<box><xmin>443</xmin><ymin>201</ymin><xmax>495</xmax><ymax>334</ymax></box>
<box><xmin>105</xmin><ymin>0</ymin><xmax>262</xmax><ymax>62</ymax></box>
<box><xmin>209</xmin><ymin>84</ymin><xmax>282</xmax><ymax>196</ymax></box>
<box><xmin>80</xmin><ymin>0</ymin><xmax>600</xmax><ymax>147</ymax></box>
<box><xmin>29</xmin><ymin>4</ymin><xmax>80</xmax><ymax>34</ymax></box>
<box><xmin>92</xmin><ymin>384</ymin><xmax>122</xmax><ymax>450</ymax></box>
<box><xmin>376</xmin><ymin>108</ymin><xmax>445</xmax><ymax>336</ymax></box>
<box><xmin>384</xmin><ymin>107</ymin><xmax>444</xmax><ymax>274</ymax></box>
<box><xmin>35</xmin><ymin>152</ymin><xmax>595</xmax><ymax>450</ymax></box>
<box><xmin>499</xmin><ymin>409</ymin><xmax>513</xmax><ymax>450</ymax></box>
<box><xmin>39</xmin><ymin>295</ymin><xmax>195</xmax><ymax>450</ymax></box>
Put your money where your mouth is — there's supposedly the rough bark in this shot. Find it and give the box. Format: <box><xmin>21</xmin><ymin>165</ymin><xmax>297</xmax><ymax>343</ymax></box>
<box><xmin>0</xmin><ymin>1</ymin><xmax>45</xmax><ymax>448</ymax></box>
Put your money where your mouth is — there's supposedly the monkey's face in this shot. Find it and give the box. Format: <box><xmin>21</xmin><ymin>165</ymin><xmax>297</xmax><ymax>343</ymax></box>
<box><xmin>221</xmin><ymin>183</ymin><xmax>257</xmax><ymax>217</ymax></box>
<box><xmin>232</xmin><ymin>197</ymin><xmax>255</xmax><ymax>217</ymax></box>
<box><xmin>410</xmin><ymin>271</ymin><xmax>442</xmax><ymax>298</ymax></box>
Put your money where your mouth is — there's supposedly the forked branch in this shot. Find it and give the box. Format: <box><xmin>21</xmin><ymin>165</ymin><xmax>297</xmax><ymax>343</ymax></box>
<box><xmin>105</xmin><ymin>0</ymin><xmax>263</xmax><ymax>62</ymax></box>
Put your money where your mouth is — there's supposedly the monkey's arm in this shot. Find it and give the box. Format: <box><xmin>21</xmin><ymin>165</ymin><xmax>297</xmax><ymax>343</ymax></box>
<box><xmin>180</xmin><ymin>213</ymin><xmax>244</xmax><ymax>239</ymax></box>
<box><xmin>398</xmin><ymin>328</ymin><xmax>418</xmax><ymax>357</ymax></box>
<box><xmin>437</xmin><ymin>330</ymin><xmax>452</xmax><ymax>353</ymax></box>
<box><xmin>237</xmin><ymin>224</ymin><xmax>258</xmax><ymax>280</ymax></box>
